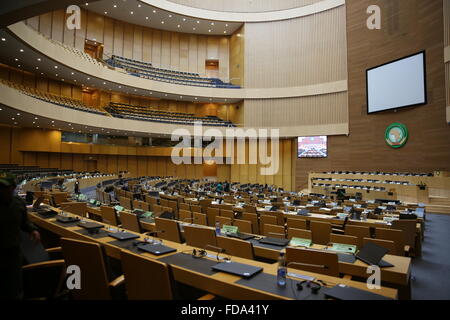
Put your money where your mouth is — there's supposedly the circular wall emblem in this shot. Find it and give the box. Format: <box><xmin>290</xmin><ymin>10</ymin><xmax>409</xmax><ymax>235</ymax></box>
<box><xmin>385</xmin><ymin>123</ymin><xmax>408</xmax><ymax>148</ymax></box>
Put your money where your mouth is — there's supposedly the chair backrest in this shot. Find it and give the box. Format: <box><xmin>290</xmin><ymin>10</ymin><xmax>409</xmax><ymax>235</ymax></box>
<box><xmin>233</xmin><ymin>219</ymin><xmax>253</xmax><ymax>234</ymax></box>
<box><xmin>191</xmin><ymin>205</ymin><xmax>202</xmax><ymax>213</ymax></box>
<box><xmin>286</xmin><ymin>247</ymin><xmax>339</xmax><ymax>277</ymax></box>
<box><xmin>193</xmin><ymin>212</ymin><xmax>208</xmax><ymax>226</ymax></box>
<box><xmin>132</xmin><ymin>200</ymin><xmax>141</xmax><ymax>210</ymax></box>
<box><xmin>52</xmin><ymin>192</ymin><xmax>68</xmax><ymax>206</ymax></box>
<box><xmin>160</xmin><ymin>199</ymin><xmax>169</xmax><ymax>207</ymax></box>
<box><xmin>178</xmin><ymin>209</ymin><xmax>193</xmax><ymax>222</ymax></box>
<box><xmin>167</xmin><ymin>200</ymin><xmax>178</xmax><ymax>216</ymax></box>
<box><xmin>243</xmin><ymin>204</ymin><xmax>257</xmax><ymax>213</ymax></box>
<box><xmin>141</xmin><ymin>202</ymin><xmax>151</xmax><ymax>212</ymax></box>
<box><xmin>310</xmin><ymin>221</ymin><xmax>332</xmax><ymax>245</ymax></box>
<box><xmin>263</xmin><ymin>210</ymin><xmax>284</xmax><ymax>225</ymax></box>
<box><xmin>345</xmin><ymin>225</ymin><xmax>371</xmax><ymax>247</ymax></box>
<box><xmin>60</xmin><ymin>237</ymin><xmax>111</xmax><ymax>300</ymax></box>
<box><xmin>120</xmin><ymin>196</ymin><xmax>132</xmax><ymax>210</ymax></box>
<box><xmin>220</xmin><ymin>209</ymin><xmax>235</xmax><ymax>220</ymax></box>
<box><xmin>329</xmin><ymin>234</ymin><xmax>359</xmax><ymax>247</ymax></box>
<box><xmin>179</xmin><ymin>203</ymin><xmax>190</xmax><ymax>211</ymax></box>
<box><xmin>375</xmin><ymin>227</ymin><xmax>405</xmax><ymax>256</ymax></box>
<box><xmin>120</xmin><ymin>250</ymin><xmax>174</xmax><ymax>300</ymax></box>
<box><xmin>363</xmin><ymin>237</ymin><xmax>396</xmax><ymax>255</ymax></box>
<box><xmin>242</xmin><ymin>212</ymin><xmax>259</xmax><ymax>234</ymax></box>
<box><xmin>206</xmin><ymin>207</ymin><xmax>220</xmax><ymax>227</ymax></box>
<box><xmin>260</xmin><ymin>215</ymin><xmax>278</xmax><ymax>235</ymax></box>
<box><xmin>120</xmin><ymin>211</ymin><xmax>141</xmax><ymax>233</ymax></box>
<box><xmin>60</xmin><ymin>202</ymin><xmax>87</xmax><ymax>217</ymax></box>
<box><xmin>263</xmin><ymin>224</ymin><xmax>286</xmax><ymax>238</ymax></box>
<box><xmin>155</xmin><ymin>217</ymin><xmax>182</xmax><ymax>243</ymax></box>
<box><xmin>100</xmin><ymin>205</ymin><xmax>118</xmax><ymax>226</ymax></box>
<box><xmin>287</xmin><ymin>218</ymin><xmax>307</xmax><ymax>230</ymax></box>
<box><xmin>391</xmin><ymin>220</ymin><xmax>416</xmax><ymax>248</ymax></box>
<box><xmin>287</xmin><ymin>228</ymin><xmax>312</xmax><ymax>240</ymax></box>
<box><xmin>215</xmin><ymin>216</ymin><xmax>232</xmax><ymax>228</ymax></box>
<box><xmin>145</xmin><ymin>195</ymin><xmax>158</xmax><ymax>205</ymax></box>
<box><xmin>216</xmin><ymin>236</ymin><xmax>254</xmax><ymax>260</ymax></box>
<box><xmin>183</xmin><ymin>225</ymin><xmax>217</xmax><ymax>249</ymax></box>
<box><xmin>153</xmin><ymin>204</ymin><xmax>163</xmax><ymax>215</ymax></box>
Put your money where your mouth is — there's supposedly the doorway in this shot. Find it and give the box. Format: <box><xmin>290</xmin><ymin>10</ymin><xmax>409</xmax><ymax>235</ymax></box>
<box><xmin>84</xmin><ymin>39</ymin><xmax>104</xmax><ymax>60</ymax></box>
<box><xmin>205</xmin><ymin>60</ymin><xmax>219</xmax><ymax>79</ymax></box>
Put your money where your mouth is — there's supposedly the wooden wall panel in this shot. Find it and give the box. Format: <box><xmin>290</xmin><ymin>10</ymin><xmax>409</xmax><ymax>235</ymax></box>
<box><xmin>243</xmin><ymin>93</ymin><xmax>348</xmax><ymax>129</ymax></box>
<box><xmin>295</xmin><ymin>0</ymin><xmax>450</xmax><ymax>190</ymax></box>
<box><xmin>244</xmin><ymin>5</ymin><xmax>347</xmax><ymax>88</ymax></box>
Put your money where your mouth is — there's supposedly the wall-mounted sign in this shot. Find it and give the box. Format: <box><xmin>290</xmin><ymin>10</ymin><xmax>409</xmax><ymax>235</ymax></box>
<box><xmin>385</xmin><ymin>123</ymin><xmax>408</xmax><ymax>148</ymax></box>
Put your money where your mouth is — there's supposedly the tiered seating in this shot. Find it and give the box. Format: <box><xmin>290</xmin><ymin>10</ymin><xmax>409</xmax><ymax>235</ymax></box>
<box><xmin>105</xmin><ymin>102</ymin><xmax>236</xmax><ymax>127</ymax></box>
<box><xmin>0</xmin><ymin>79</ymin><xmax>107</xmax><ymax>115</ymax></box>
<box><xmin>105</xmin><ymin>55</ymin><xmax>240</xmax><ymax>89</ymax></box>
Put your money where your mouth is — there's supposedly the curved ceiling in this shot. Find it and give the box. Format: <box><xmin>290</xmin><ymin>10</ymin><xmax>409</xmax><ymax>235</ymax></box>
<box><xmin>0</xmin><ymin>0</ymin><xmax>97</xmax><ymax>28</ymax></box>
<box><xmin>84</xmin><ymin>0</ymin><xmax>242</xmax><ymax>36</ymax></box>
<box><xmin>141</xmin><ymin>0</ymin><xmax>346</xmax><ymax>22</ymax></box>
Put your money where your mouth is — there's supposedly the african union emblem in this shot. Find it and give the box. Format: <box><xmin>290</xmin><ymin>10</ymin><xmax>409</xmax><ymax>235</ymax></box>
<box><xmin>385</xmin><ymin>123</ymin><xmax>408</xmax><ymax>148</ymax></box>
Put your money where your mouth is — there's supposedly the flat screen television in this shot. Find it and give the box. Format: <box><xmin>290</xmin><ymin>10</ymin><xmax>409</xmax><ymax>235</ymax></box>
<box><xmin>366</xmin><ymin>51</ymin><xmax>426</xmax><ymax>114</ymax></box>
<box><xmin>298</xmin><ymin>136</ymin><xmax>327</xmax><ymax>158</ymax></box>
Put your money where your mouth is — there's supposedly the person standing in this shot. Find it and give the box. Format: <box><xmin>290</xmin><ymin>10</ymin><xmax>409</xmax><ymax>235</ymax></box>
<box><xmin>0</xmin><ymin>172</ymin><xmax>40</xmax><ymax>300</ymax></box>
<box><xmin>74</xmin><ymin>179</ymin><xmax>80</xmax><ymax>195</ymax></box>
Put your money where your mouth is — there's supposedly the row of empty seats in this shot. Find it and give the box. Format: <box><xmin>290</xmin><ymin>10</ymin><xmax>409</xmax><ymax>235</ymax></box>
<box><xmin>106</xmin><ymin>55</ymin><xmax>240</xmax><ymax>89</ymax></box>
<box><xmin>105</xmin><ymin>102</ymin><xmax>236</xmax><ymax>127</ymax></box>
<box><xmin>1</xmin><ymin>79</ymin><xmax>107</xmax><ymax>115</ymax></box>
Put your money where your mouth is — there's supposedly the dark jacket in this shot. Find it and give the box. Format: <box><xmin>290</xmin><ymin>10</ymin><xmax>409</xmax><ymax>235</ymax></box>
<box><xmin>0</xmin><ymin>196</ymin><xmax>37</xmax><ymax>250</ymax></box>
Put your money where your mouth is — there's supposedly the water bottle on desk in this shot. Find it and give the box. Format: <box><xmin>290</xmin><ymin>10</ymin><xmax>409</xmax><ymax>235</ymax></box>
<box><xmin>215</xmin><ymin>221</ymin><xmax>221</xmax><ymax>235</ymax></box>
<box><xmin>277</xmin><ymin>252</ymin><xmax>287</xmax><ymax>287</ymax></box>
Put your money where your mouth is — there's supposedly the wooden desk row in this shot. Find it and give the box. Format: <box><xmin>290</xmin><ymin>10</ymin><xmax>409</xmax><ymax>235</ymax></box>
<box><xmin>84</xmin><ymin>205</ymin><xmax>411</xmax><ymax>298</ymax></box>
<box><xmin>29</xmin><ymin>208</ymin><xmax>398</xmax><ymax>300</ymax></box>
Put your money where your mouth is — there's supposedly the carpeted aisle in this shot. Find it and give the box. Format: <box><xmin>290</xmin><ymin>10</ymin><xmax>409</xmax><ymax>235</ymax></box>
<box><xmin>411</xmin><ymin>213</ymin><xmax>450</xmax><ymax>300</ymax></box>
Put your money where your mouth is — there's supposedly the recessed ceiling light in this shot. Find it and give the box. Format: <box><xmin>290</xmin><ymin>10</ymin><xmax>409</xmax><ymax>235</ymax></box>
<box><xmin>161</xmin><ymin>21</ymin><xmax>164</xmax><ymax>24</ymax></box>
<box><xmin>34</xmin><ymin>117</ymin><xmax>38</xmax><ymax>120</ymax></box>
<box><xmin>177</xmin><ymin>25</ymin><xmax>180</xmax><ymax>28</ymax></box>
<box><xmin>35</xmin><ymin>67</ymin><xmax>39</xmax><ymax>69</ymax></box>
<box><xmin>19</xmin><ymin>49</ymin><xmax>24</xmax><ymax>52</ymax></box>
<box><xmin>138</xmin><ymin>4</ymin><xmax>141</xmax><ymax>7</ymax></box>
<box><xmin>32</xmin><ymin>121</ymin><xmax>35</xmax><ymax>124</ymax></box>
<box><xmin>103</xmin><ymin>82</ymin><xmax>106</xmax><ymax>85</ymax></box>
<box><xmin>183</xmin><ymin>18</ymin><xmax>186</xmax><ymax>21</ymax></box>
<box><xmin>104</xmin><ymin>11</ymin><xmax>108</xmax><ymax>15</ymax></box>
<box><xmin>87</xmin><ymin>77</ymin><xmax>90</xmax><ymax>80</ymax></box>
<box><xmin>130</xmin><ymin>11</ymin><xmax>134</xmax><ymax>14</ymax></box>
<box><xmin>85</xmin><ymin>3</ymin><xmax>88</xmax><ymax>5</ymax></box>
<box><xmin>146</xmin><ymin>16</ymin><xmax>149</xmax><ymax>20</ymax></box>
<box><xmin>225</xmin><ymin>24</ymin><xmax>229</xmax><ymax>27</ymax></box>
<box><xmin>54</xmin><ymin>66</ymin><xmax>58</xmax><ymax>69</ymax></box>
<box><xmin>51</xmin><ymin>121</ymin><xmax>54</xmax><ymax>123</ymax></box>
<box><xmin>153</xmin><ymin>10</ymin><xmax>156</xmax><ymax>13</ymax></box>
<box><xmin>197</xmin><ymin>21</ymin><xmax>200</xmax><ymax>24</ymax></box>
<box><xmin>118</xmin><ymin>86</ymin><xmax>121</xmax><ymax>88</ymax></box>
<box><xmin>14</xmin><ymin>58</ymin><xmax>18</xmax><ymax>61</ymax></box>
<box><xmin>0</xmin><ymin>108</ymin><xmax>2</xmax><ymax>111</ymax></box>
<box><xmin>113</xmin><ymin>4</ymin><xmax>117</xmax><ymax>8</ymax></box>
<box><xmin>37</xmin><ymin>58</ymin><xmax>41</xmax><ymax>61</ymax></box>
<box><xmin>14</xmin><ymin>122</ymin><xmax>18</xmax><ymax>125</ymax></box>
<box><xmin>195</xmin><ymin>97</ymin><xmax>198</xmax><ymax>100</ymax></box>
<box><xmin>1</xmin><ymin>38</ymin><xmax>5</xmax><ymax>41</ymax></box>
<box><xmin>12</xmin><ymin>118</ymin><xmax>15</xmax><ymax>120</ymax></box>
<box><xmin>224</xmin><ymin>31</ymin><xmax>227</xmax><ymax>34</ymax></box>
<box><xmin>62</xmin><ymin>79</ymin><xmax>64</xmax><ymax>81</ymax></box>
<box><xmin>208</xmin><ymin>30</ymin><xmax>211</xmax><ymax>32</ymax></box>
<box><xmin>17</xmin><ymin>65</ymin><xmax>21</xmax><ymax>67</ymax></box>
<box><xmin>40</xmin><ymin>72</ymin><xmax>44</xmax><ymax>75</ymax></box>
<box><xmin>17</xmin><ymin>113</ymin><xmax>20</xmax><ymax>116</ymax></box>
<box><xmin>193</xmin><ymin>28</ymin><xmax>196</xmax><ymax>30</ymax></box>
<box><xmin>169</xmin><ymin>15</ymin><xmax>172</xmax><ymax>18</ymax></box>
<box><xmin>211</xmin><ymin>22</ymin><xmax>214</xmax><ymax>26</ymax></box>
<box><xmin>71</xmin><ymin>72</ymin><xmax>74</xmax><ymax>75</ymax></box>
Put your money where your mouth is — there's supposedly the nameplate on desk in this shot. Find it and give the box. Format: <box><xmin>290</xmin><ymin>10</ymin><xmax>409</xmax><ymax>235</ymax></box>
<box><xmin>289</xmin><ymin>237</ymin><xmax>312</xmax><ymax>248</ymax></box>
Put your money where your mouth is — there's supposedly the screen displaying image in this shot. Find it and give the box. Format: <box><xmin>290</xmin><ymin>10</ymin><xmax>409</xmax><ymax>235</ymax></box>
<box><xmin>367</xmin><ymin>51</ymin><xmax>426</xmax><ymax>114</ymax></box>
<box><xmin>298</xmin><ymin>136</ymin><xmax>327</xmax><ymax>158</ymax></box>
